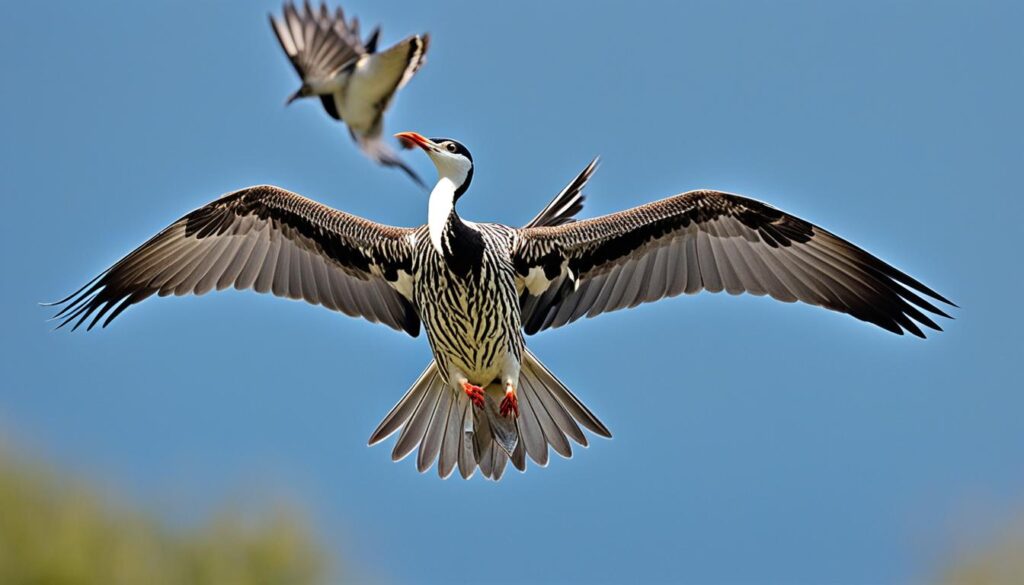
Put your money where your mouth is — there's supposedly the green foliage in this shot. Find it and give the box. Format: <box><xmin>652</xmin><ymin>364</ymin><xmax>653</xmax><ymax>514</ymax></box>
<box><xmin>0</xmin><ymin>448</ymin><xmax>330</xmax><ymax>585</ymax></box>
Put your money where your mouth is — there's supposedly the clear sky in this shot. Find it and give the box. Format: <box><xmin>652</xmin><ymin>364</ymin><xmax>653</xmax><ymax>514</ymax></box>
<box><xmin>2</xmin><ymin>1</ymin><xmax>1022</xmax><ymax>583</ymax></box>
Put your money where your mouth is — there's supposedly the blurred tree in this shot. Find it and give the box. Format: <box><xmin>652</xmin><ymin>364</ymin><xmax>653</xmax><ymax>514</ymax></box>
<box><xmin>939</xmin><ymin>521</ymin><xmax>1024</xmax><ymax>585</ymax></box>
<box><xmin>0</xmin><ymin>446</ymin><xmax>332</xmax><ymax>585</ymax></box>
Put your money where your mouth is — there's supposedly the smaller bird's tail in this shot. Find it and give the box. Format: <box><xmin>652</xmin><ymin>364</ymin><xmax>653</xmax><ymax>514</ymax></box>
<box><xmin>368</xmin><ymin>350</ymin><xmax>611</xmax><ymax>480</ymax></box>
<box><xmin>353</xmin><ymin>131</ymin><xmax>426</xmax><ymax>188</ymax></box>
<box><xmin>285</xmin><ymin>83</ymin><xmax>312</xmax><ymax>105</ymax></box>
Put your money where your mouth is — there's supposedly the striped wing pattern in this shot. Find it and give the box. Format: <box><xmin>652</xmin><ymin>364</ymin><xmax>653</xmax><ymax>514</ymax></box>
<box><xmin>50</xmin><ymin>185</ymin><xmax>420</xmax><ymax>336</ymax></box>
<box><xmin>269</xmin><ymin>0</ymin><xmax>367</xmax><ymax>83</ymax></box>
<box><xmin>515</xmin><ymin>190</ymin><xmax>954</xmax><ymax>337</ymax></box>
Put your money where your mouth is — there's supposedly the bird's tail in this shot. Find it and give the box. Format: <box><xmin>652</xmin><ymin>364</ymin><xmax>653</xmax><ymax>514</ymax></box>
<box><xmin>285</xmin><ymin>83</ymin><xmax>312</xmax><ymax>105</ymax></box>
<box><xmin>368</xmin><ymin>349</ymin><xmax>611</xmax><ymax>480</ymax></box>
<box><xmin>353</xmin><ymin>132</ymin><xmax>426</xmax><ymax>188</ymax></box>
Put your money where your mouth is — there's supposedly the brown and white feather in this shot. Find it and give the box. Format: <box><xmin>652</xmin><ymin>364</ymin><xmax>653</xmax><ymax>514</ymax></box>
<box><xmin>50</xmin><ymin>185</ymin><xmax>420</xmax><ymax>335</ymax></box>
<box><xmin>514</xmin><ymin>190</ymin><xmax>954</xmax><ymax>337</ymax></box>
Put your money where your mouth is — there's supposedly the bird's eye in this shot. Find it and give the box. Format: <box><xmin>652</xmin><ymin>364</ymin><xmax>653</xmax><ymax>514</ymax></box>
<box><xmin>445</xmin><ymin>142</ymin><xmax>456</xmax><ymax>153</ymax></box>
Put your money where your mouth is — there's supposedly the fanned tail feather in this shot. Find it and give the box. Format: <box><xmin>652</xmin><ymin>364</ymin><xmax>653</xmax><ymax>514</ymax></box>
<box><xmin>367</xmin><ymin>349</ymin><xmax>611</xmax><ymax>480</ymax></box>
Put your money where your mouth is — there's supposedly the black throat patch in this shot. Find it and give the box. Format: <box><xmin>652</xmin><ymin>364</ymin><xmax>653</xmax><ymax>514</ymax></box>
<box><xmin>441</xmin><ymin>211</ymin><xmax>485</xmax><ymax>280</ymax></box>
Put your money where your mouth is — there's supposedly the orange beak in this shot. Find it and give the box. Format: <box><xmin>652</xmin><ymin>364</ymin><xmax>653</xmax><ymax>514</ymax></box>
<box><xmin>395</xmin><ymin>131</ymin><xmax>435</xmax><ymax>151</ymax></box>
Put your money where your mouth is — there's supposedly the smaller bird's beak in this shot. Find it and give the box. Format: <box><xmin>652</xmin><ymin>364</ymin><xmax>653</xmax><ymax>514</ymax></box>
<box><xmin>395</xmin><ymin>131</ymin><xmax>436</xmax><ymax>152</ymax></box>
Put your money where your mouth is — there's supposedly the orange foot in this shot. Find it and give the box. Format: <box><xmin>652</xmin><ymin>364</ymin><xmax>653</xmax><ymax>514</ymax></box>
<box><xmin>462</xmin><ymin>382</ymin><xmax>485</xmax><ymax>409</ymax></box>
<box><xmin>500</xmin><ymin>386</ymin><xmax>519</xmax><ymax>418</ymax></box>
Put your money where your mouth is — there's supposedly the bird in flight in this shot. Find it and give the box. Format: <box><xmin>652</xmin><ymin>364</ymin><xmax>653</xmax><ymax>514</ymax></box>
<box><xmin>48</xmin><ymin>134</ymin><xmax>952</xmax><ymax>480</ymax></box>
<box><xmin>269</xmin><ymin>1</ymin><xmax>429</xmax><ymax>186</ymax></box>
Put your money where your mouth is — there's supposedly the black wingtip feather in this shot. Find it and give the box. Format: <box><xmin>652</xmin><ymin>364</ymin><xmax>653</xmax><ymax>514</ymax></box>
<box><xmin>103</xmin><ymin>297</ymin><xmax>137</xmax><ymax>329</ymax></box>
<box><xmin>364</xmin><ymin>26</ymin><xmax>380</xmax><ymax>53</ymax></box>
<box><xmin>42</xmin><ymin>272</ymin><xmax>106</xmax><ymax>309</ymax></box>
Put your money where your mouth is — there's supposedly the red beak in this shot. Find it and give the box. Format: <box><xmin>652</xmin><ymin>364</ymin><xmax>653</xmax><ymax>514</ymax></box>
<box><xmin>395</xmin><ymin>131</ymin><xmax>433</xmax><ymax>151</ymax></box>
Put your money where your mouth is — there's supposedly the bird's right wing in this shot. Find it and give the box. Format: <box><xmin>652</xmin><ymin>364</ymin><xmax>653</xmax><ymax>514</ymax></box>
<box><xmin>49</xmin><ymin>185</ymin><xmax>421</xmax><ymax>336</ymax></box>
<box><xmin>269</xmin><ymin>1</ymin><xmax>367</xmax><ymax>85</ymax></box>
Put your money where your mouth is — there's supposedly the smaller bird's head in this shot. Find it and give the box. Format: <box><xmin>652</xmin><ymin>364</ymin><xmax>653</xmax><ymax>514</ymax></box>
<box><xmin>395</xmin><ymin>132</ymin><xmax>474</xmax><ymax>198</ymax></box>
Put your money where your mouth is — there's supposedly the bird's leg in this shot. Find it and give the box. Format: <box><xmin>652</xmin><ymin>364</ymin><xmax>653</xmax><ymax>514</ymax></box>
<box><xmin>500</xmin><ymin>381</ymin><xmax>519</xmax><ymax>418</ymax></box>
<box><xmin>461</xmin><ymin>381</ymin><xmax>485</xmax><ymax>409</ymax></box>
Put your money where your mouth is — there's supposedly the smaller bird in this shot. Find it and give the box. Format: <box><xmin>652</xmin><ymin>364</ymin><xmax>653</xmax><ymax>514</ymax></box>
<box><xmin>270</xmin><ymin>1</ymin><xmax>429</xmax><ymax>186</ymax></box>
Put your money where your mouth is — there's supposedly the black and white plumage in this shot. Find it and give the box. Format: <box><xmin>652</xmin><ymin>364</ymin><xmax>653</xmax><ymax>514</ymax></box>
<box><xmin>49</xmin><ymin>133</ymin><xmax>953</xmax><ymax>480</ymax></box>
<box><xmin>47</xmin><ymin>144</ymin><xmax>599</xmax><ymax>480</ymax></box>
<box><xmin>49</xmin><ymin>186</ymin><xmax>421</xmax><ymax>335</ymax></box>
<box><xmin>514</xmin><ymin>190</ymin><xmax>954</xmax><ymax>338</ymax></box>
<box><xmin>270</xmin><ymin>1</ymin><xmax>429</xmax><ymax>186</ymax></box>
<box><xmin>522</xmin><ymin>157</ymin><xmax>594</xmax><ymax>229</ymax></box>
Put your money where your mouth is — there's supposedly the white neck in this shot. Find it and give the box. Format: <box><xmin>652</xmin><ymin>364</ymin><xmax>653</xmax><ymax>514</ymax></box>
<box><xmin>428</xmin><ymin>177</ymin><xmax>457</xmax><ymax>254</ymax></box>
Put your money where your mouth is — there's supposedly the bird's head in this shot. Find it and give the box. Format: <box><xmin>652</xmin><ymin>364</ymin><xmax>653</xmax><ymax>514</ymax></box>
<box><xmin>395</xmin><ymin>132</ymin><xmax>474</xmax><ymax>198</ymax></box>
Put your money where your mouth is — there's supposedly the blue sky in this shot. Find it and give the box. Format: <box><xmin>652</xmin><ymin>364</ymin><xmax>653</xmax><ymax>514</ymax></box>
<box><xmin>2</xmin><ymin>1</ymin><xmax>1022</xmax><ymax>583</ymax></box>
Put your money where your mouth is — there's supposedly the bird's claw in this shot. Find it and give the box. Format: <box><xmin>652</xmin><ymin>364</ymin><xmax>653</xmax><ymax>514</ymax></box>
<box><xmin>462</xmin><ymin>382</ymin><xmax>485</xmax><ymax>409</ymax></box>
<box><xmin>500</xmin><ymin>388</ymin><xmax>519</xmax><ymax>418</ymax></box>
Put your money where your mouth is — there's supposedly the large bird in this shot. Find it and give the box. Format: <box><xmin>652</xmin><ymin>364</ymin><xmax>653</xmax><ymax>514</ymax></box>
<box><xmin>48</xmin><ymin>133</ymin><xmax>952</xmax><ymax>480</ymax></box>
<box><xmin>269</xmin><ymin>1</ymin><xmax>429</xmax><ymax>186</ymax></box>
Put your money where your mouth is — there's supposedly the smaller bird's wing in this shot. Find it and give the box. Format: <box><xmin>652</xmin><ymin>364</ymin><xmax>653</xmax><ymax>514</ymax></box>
<box><xmin>340</xmin><ymin>33</ymin><xmax>430</xmax><ymax>187</ymax></box>
<box><xmin>269</xmin><ymin>1</ymin><xmax>367</xmax><ymax>84</ymax></box>
<box><xmin>523</xmin><ymin>158</ymin><xmax>598</xmax><ymax>229</ymax></box>
<box><xmin>363</xmin><ymin>26</ymin><xmax>381</xmax><ymax>54</ymax></box>
<box><xmin>341</xmin><ymin>33</ymin><xmax>429</xmax><ymax>136</ymax></box>
<box><xmin>514</xmin><ymin>190</ymin><xmax>955</xmax><ymax>337</ymax></box>
<box><xmin>49</xmin><ymin>185</ymin><xmax>420</xmax><ymax>336</ymax></box>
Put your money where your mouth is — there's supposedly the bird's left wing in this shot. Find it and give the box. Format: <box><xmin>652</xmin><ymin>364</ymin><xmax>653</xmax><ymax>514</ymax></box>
<box><xmin>513</xmin><ymin>190</ymin><xmax>954</xmax><ymax>337</ymax></box>
<box><xmin>50</xmin><ymin>185</ymin><xmax>421</xmax><ymax>336</ymax></box>
<box><xmin>270</xmin><ymin>2</ymin><xmax>367</xmax><ymax>86</ymax></box>
<box><xmin>523</xmin><ymin>158</ymin><xmax>597</xmax><ymax>229</ymax></box>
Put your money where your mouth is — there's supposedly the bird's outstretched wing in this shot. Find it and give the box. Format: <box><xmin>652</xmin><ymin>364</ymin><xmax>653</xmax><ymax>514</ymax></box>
<box><xmin>269</xmin><ymin>1</ymin><xmax>367</xmax><ymax>87</ymax></box>
<box><xmin>524</xmin><ymin>158</ymin><xmax>597</xmax><ymax>229</ymax></box>
<box><xmin>514</xmin><ymin>190</ymin><xmax>954</xmax><ymax>336</ymax></box>
<box><xmin>48</xmin><ymin>185</ymin><xmax>420</xmax><ymax>336</ymax></box>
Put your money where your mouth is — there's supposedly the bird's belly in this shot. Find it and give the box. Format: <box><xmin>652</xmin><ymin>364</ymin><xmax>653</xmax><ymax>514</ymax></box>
<box><xmin>336</xmin><ymin>65</ymin><xmax>392</xmax><ymax>135</ymax></box>
<box><xmin>443</xmin><ymin>319</ymin><xmax>511</xmax><ymax>380</ymax></box>
<box><xmin>416</xmin><ymin>273</ymin><xmax>522</xmax><ymax>385</ymax></box>
<box><xmin>335</xmin><ymin>94</ymin><xmax>375</xmax><ymax>135</ymax></box>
